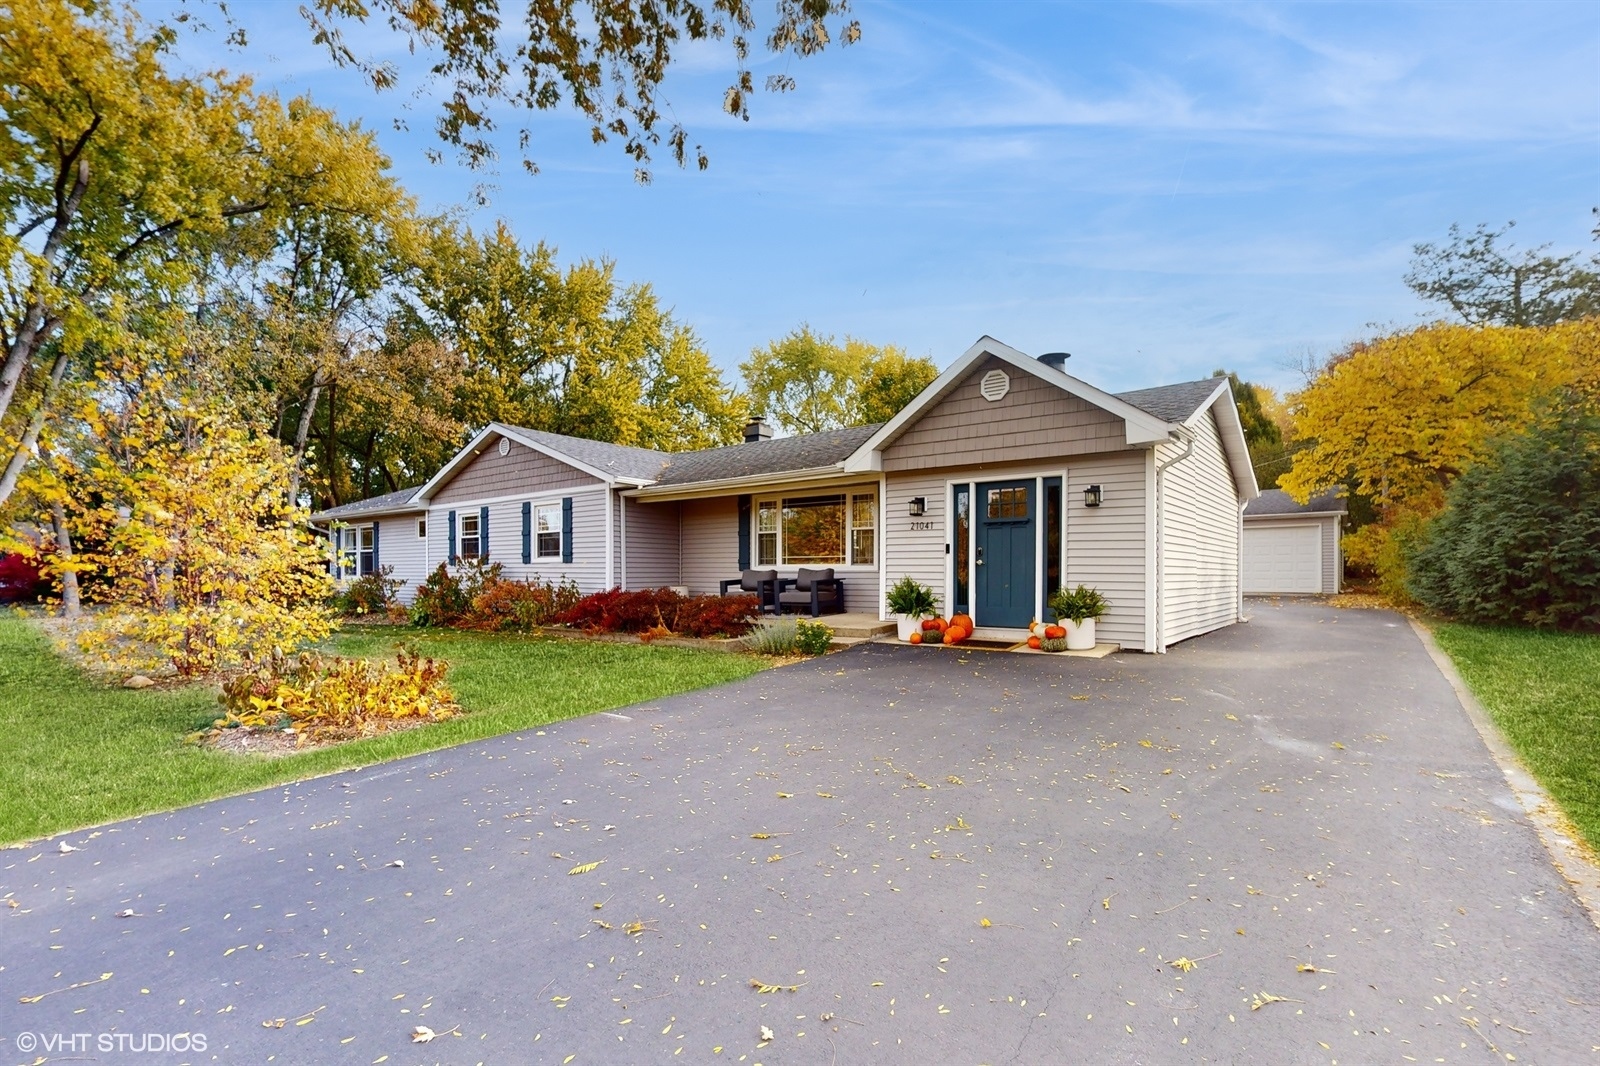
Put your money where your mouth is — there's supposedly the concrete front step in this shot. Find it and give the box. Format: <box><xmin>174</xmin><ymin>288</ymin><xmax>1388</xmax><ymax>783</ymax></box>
<box><xmin>771</xmin><ymin>611</ymin><xmax>895</xmax><ymax>639</ymax></box>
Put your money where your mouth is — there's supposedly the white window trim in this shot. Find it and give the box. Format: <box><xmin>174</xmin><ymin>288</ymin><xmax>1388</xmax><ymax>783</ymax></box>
<box><xmin>535</xmin><ymin>503</ymin><xmax>562</xmax><ymax>559</ymax></box>
<box><xmin>459</xmin><ymin>513</ymin><xmax>482</xmax><ymax>560</ymax></box>
<box><xmin>754</xmin><ymin>489</ymin><xmax>878</xmax><ymax>569</ymax></box>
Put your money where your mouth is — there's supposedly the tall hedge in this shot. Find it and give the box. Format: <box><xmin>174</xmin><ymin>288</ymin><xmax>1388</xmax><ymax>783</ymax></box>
<box><xmin>1407</xmin><ymin>394</ymin><xmax>1600</xmax><ymax>629</ymax></box>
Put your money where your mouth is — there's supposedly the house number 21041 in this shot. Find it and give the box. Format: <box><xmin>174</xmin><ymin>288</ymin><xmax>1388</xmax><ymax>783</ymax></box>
<box><xmin>909</xmin><ymin>520</ymin><xmax>938</xmax><ymax>531</ymax></box>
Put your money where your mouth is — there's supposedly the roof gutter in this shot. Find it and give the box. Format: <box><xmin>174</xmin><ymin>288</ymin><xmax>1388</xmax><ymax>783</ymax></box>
<box><xmin>622</xmin><ymin>464</ymin><xmax>854</xmax><ymax>501</ymax></box>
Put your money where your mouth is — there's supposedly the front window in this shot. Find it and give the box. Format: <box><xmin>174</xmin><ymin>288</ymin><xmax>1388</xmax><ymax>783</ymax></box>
<box><xmin>757</xmin><ymin>500</ymin><xmax>778</xmax><ymax>566</ymax></box>
<box><xmin>358</xmin><ymin>525</ymin><xmax>375</xmax><ymax>576</ymax></box>
<box><xmin>753</xmin><ymin>490</ymin><xmax>877</xmax><ymax>567</ymax></box>
<box><xmin>851</xmin><ymin>493</ymin><xmax>876</xmax><ymax>566</ymax></box>
<box><xmin>1044</xmin><ymin>478</ymin><xmax>1062</xmax><ymax>619</ymax></box>
<box><xmin>536</xmin><ymin>504</ymin><xmax>562</xmax><ymax>559</ymax></box>
<box><xmin>459</xmin><ymin>513</ymin><xmax>481</xmax><ymax>560</ymax></box>
<box><xmin>417</xmin><ymin>518</ymin><xmax>426</xmax><ymax>539</ymax></box>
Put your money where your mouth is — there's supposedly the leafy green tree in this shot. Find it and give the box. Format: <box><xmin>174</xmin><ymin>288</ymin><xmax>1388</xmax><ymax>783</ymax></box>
<box><xmin>1212</xmin><ymin>369</ymin><xmax>1288</xmax><ymax>488</ymax></box>
<box><xmin>1406</xmin><ymin>220</ymin><xmax>1600</xmax><ymax>327</ymax></box>
<box><xmin>291</xmin><ymin>0</ymin><xmax>862</xmax><ymax>177</ymax></box>
<box><xmin>0</xmin><ymin>0</ymin><xmax>408</xmax><ymax>511</ymax></box>
<box><xmin>741</xmin><ymin>326</ymin><xmax>935</xmax><ymax>434</ymax></box>
<box><xmin>401</xmin><ymin>223</ymin><xmax>742</xmax><ymax>449</ymax></box>
<box><xmin>1407</xmin><ymin>392</ymin><xmax>1600</xmax><ymax>629</ymax></box>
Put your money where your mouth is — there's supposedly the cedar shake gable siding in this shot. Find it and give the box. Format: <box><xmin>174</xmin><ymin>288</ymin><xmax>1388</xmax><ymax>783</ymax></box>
<box><xmin>881</xmin><ymin>357</ymin><xmax>1128</xmax><ymax>471</ymax></box>
<box><xmin>430</xmin><ymin>433</ymin><xmax>601</xmax><ymax>504</ymax></box>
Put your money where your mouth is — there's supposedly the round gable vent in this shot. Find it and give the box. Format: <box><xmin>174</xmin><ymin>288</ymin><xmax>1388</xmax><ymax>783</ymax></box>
<box><xmin>979</xmin><ymin>368</ymin><xmax>1011</xmax><ymax>402</ymax></box>
<box><xmin>498</xmin><ymin>437</ymin><xmax>511</xmax><ymax>456</ymax></box>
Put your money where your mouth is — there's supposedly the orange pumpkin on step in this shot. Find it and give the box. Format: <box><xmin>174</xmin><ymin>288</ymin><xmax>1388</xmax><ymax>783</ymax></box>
<box><xmin>951</xmin><ymin>625</ymin><xmax>969</xmax><ymax>642</ymax></box>
<box><xmin>1027</xmin><ymin>635</ymin><xmax>1042</xmax><ymax>650</ymax></box>
<box><xmin>921</xmin><ymin>617</ymin><xmax>947</xmax><ymax>633</ymax></box>
<box><xmin>943</xmin><ymin>629</ymin><xmax>961</xmax><ymax>645</ymax></box>
<box><xmin>950</xmin><ymin>613</ymin><xmax>974</xmax><ymax>633</ymax></box>
<box><xmin>1044</xmin><ymin>625</ymin><xmax>1067</xmax><ymax>641</ymax></box>
<box><xmin>908</xmin><ymin>631</ymin><xmax>922</xmax><ymax>644</ymax></box>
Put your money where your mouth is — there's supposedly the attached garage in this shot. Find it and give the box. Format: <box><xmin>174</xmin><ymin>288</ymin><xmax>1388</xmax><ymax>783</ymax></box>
<box><xmin>1243</xmin><ymin>489</ymin><xmax>1345</xmax><ymax>595</ymax></box>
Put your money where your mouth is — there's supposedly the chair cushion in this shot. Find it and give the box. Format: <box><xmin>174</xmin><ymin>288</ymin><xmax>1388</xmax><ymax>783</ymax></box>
<box><xmin>740</xmin><ymin>569</ymin><xmax>777</xmax><ymax>592</ymax></box>
<box><xmin>794</xmin><ymin>567</ymin><xmax>834</xmax><ymax>591</ymax></box>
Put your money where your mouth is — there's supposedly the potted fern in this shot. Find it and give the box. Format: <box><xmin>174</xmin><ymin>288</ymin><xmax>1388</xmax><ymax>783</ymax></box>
<box><xmin>1049</xmin><ymin>584</ymin><xmax>1108</xmax><ymax>650</ymax></box>
<box><xmin>886</xmin><ymin>576</ymin><xmax>938</xmax><ymax>641</ymax></box>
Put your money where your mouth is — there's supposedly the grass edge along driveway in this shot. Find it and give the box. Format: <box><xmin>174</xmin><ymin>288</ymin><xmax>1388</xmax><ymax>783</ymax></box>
<box><xmin>1431</xmin><ymin>620</ymin><xmax>1600</xmax><ymax>856</ymax></box>
<box><xmin>0</xmin><ymin>616</ymin><xmax>760</xmax><ymax>846</ymax></box>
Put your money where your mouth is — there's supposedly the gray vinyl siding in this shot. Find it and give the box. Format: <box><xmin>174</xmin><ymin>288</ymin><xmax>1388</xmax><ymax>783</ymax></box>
<box><xmin>680</xmin><ymin>497</ymin><xmax>740</xmax><ymax>596</ymax></box>
<box><xmin>1064</xmin><ymin>452</ymin><xmax>1150</xmax><ymax>651</ymax></box>
<box><xmin>432</xmin><ymin>434</ymin><xmax>598</xmax><ymax>504</ymax></box>
<box><xmin>624</xmin><ymin>499</ymin><xmax>683</xmax><ymax>589</ymax></box>
<box><xmin>884</xmin><ymin>452</ymin><xmax>1149</xmax><ymax>650</ymax></box>
<box><xmin>1243</xmin><ymin>514</ymin><xmax>1342</xmax><ymax>594</ymax></box>
<box><xmin>882</xmin><ymin>357</ymin><xmax>1127</xmax><ymax>472</ymax></box>
<box><xmin>373</xmin><ymin>513</ymin><xmax>429</xmax><ymax>604</ymax></box>
<box><xmin>1158</xmin><ymin>408</ymin><xmax>1241</xmax><ymax>646</ymax></box>
<box><xmin>424</xmin><ymin>488</ymin><xmax>612</xmax><ymax>594</ymax></box>
<box><xmin>678</xmin><ymin>489</ymin><xmax>880</xmax><ymax>611</ymax></box>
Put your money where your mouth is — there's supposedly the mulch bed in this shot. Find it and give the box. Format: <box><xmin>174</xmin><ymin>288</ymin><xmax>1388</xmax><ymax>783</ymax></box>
<box><xmin>200</xmin><ymin>718</ymin><xmax>432</xmax><ymax>758</ymax></box>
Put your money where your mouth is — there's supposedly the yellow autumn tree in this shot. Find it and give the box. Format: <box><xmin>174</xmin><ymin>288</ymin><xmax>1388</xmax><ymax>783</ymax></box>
<box><xmin>49</xmin><ymin>348</ymin><xmax>334</xmax><ymax>677</ymax></box>
<box><xmin>1283</xmin><ymin>318</ymin><xmax>1599</xmax><ymax>594</ymax></box>
<box><xmin>1284</xmin><ymin>319</ymin><xmax>1599</xmax><ymax>510</ymax></box>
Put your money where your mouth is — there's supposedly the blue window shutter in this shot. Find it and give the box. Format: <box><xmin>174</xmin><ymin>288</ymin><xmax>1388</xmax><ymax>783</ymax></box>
<box><xmin>480</xmin><ymin>505</ymin><xmax>490</xmax><ymax>558</ymax></box>
<box><xmin>561</xmin><ymin>496</ymin><xmax>573</xmax><ymax>563</ymax></box>
<box><xmin>448</xmin><ymin>510</ymin><xmax>457</xmax><ymax>564</ymax></box>
<box><xmin>521</xmin><ymin>501</ymin><xmax>532</xmax><ymax>564</ymax></box>
<box><xmin>737</xmin><ymin>494</ymin><xmax>751</xmax><ymax>570</ymax></box>
<box><xmin>371</xmin><ymin>522</ymin><xmax>380</xmax><ymax>573</ymax></box>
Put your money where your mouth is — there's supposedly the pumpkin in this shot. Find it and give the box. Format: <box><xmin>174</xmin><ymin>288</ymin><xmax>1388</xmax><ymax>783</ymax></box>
<box><xmin>1029</xmin><ymin>620</ymin><xmax>1048</xmax><ymax>637</ymax></box>
<box><xmin>921</xmin><ymin>617</ymin><xmax>947</xmax><ymax>633</ymax></box>
<box><xmin>1044</xmin><ymin>625</ymin><xmax>1067</xmax><ymax>641</ymax></box>
<box><xmin>908</xmin><ymin>632</ymin><xmax>922</xmax><ymax>645</ymax></box>
<box><xmin>943</xmin><ymin>630</ymin><xmax>960</xmax><ymax>645</ymax></box>
<box><xmin>1040</xmin><ymin>636</ymin><xmax>1069</xmax><ymax>652</ymax></box>
<box><xmin>950</xmin><ymin>613</ymin><xmax>974</xmax><ymax>632</ymax></box>
<box><xmin>1026</xmin><ymin>635</ymin><xmax>1042</xmax><ymax>650</ymax></box>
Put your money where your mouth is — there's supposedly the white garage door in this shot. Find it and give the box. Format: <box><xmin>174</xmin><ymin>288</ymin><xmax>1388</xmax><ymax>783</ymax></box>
<box><xmin>1244</xmin><ymin>523</ymin><xmax>1322</xmax><ymax>594</ymax></box>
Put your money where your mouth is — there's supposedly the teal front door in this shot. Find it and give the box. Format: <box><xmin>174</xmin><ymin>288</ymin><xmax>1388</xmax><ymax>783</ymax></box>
<box><xmin>975</xmin><ymin>479</ymin><xmax>1036</xmax><ymax>629</ymax></box>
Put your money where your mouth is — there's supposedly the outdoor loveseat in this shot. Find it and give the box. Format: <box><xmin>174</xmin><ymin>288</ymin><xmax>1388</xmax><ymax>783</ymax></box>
<box><xmin>775</xmin><ymin>567</ymin><xmax>845</xmax><ymax>617</ymax></box>
<box><xmin>720</xmin><ymin>568</ymin><xmax>779</xmax><ymax>614</ymax></box>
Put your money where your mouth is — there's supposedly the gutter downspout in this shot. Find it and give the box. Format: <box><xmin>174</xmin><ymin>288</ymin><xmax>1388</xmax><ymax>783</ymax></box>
<box><xmin>1151</xmin><ymin>427</ymin><xmax>1196</xmax><ymax>654</ymax></box>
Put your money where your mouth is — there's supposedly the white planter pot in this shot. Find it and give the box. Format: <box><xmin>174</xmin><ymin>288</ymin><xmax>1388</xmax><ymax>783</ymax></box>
<box><xmin>896</xmin><ymin>616</ymin><xmax>923</xmax><ymax>642</ymax></box>
<box><xmin>1065</xmin><ymin>617</ymin><xmax>1096</xmax><ymax>651</ymax></box>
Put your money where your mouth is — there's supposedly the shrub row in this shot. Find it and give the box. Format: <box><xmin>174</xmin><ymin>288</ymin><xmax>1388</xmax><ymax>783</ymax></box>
<box><xmin>553</xmin><ymin>586</ymin><xmax>759</xmax><ymax>638</ymax></box>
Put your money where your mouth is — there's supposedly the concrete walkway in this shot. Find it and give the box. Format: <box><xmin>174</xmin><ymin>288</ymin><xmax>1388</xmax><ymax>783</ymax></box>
<box><xmin>4</xmin><ymin>601</ymin><xmax>1597</xmax><ymax>1063</ymax></box>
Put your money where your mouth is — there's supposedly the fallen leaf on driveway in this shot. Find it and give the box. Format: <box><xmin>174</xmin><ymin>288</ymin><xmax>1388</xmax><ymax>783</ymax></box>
<box><xmin>568</xmin><ymin>861</ymin><xmax>602</xmax><ymax>875</ymax></box>
<box><xmin>386</xmin><ymin>860</ymin><xmax>404</xmax><ymax>868</ymax></box>
<box><xmin>18</xmin><ymin>972</ymin><xmax>112</xmax><ymax>1003</ymax></box>
<box><xmin>57</xmin><ymin>842</ymin><xmax>80</xmax><ymax>853</ymax></box>
<box><xmin>758</xmin><ymin>1024</ymin><xmax>775</xmax><ymax>1044</ymax></box>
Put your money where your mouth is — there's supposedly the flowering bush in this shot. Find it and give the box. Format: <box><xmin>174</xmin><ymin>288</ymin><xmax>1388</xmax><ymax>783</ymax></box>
<box><xmin>554</xmin><ymin>587</ymin><xmax>759</xmax><ymax>638</ymax></box>
<box><xmin>218</xmin><ymin>647</ymin><xmax>459</xmax><ymax>743</ymax></box>
<box><xmin>463</xmin><ymin>575</ymin><xmax>583</xmax><ymax>631</ymax></box>
<box><xmin>794</xmin><ymin>620</ymin><xmax>833</xmax><ymax>655</ymax></box>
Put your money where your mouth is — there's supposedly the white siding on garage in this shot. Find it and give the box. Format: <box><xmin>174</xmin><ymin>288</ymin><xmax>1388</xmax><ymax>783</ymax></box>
<box><xmin>624</xmin><ymin>498</ymin><xmax>682</xmax><ymax>588</ymax></box>
<box><xmin>1243</xmin><ymin>514</ymin><xmax>1341</xmax><ymax>594</ymax></box>
<box><xmin>1158</xmin><ymin>408</ymin><xmax>1242</xmax><ymax>646</ymax></box>
<box><xmin>373</xmin><ymin>513</ymin><xmax>429</xmax><ymax>604</ymax></box>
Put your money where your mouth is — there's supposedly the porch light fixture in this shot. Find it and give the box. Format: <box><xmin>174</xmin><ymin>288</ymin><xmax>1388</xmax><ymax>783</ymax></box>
<box><xmin>1083</xmin><ymin>484</ymin><xmax>1103</xmax><ymax>508</ymax></box>
<box><xmin>908</xmin><ymin>497</ymin><xmax>926</xmax><ymax>517</ymax></box>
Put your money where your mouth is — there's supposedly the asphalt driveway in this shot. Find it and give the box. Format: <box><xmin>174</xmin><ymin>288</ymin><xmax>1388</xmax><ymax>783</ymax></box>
<box><xmin>4</xmin><ymin>601</ymin><xmax>1598</xmax><ymax>1064</ymax></box>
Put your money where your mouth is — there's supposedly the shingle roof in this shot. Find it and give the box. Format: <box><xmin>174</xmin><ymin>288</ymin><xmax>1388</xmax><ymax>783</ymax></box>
<box><xmin>309</xmin><ymin>486</ymin><xmax>424</xmax><ymax>522</ymax></box>
<box><xmin>1245</xmin><ymin>488</ymin><xmax>1347</xmax><ymax>517</ymax></box>
<box><xmin>653</xmin><ymin>424</ymin><xmax>884</xmax><ymax>486</ymax></box>
<box><xmin>499</xmin><ymin>425</ymin><xmax>671</xmax><ymax>482</ymax></box>
<box><xmin>1114</xmin><ymin>378</ymin><xmax>1225</xmax><ymax>423</ymax></box>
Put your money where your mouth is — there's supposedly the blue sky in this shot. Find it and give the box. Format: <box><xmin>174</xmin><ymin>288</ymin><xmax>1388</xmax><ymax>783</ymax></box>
<box><xmin>158</xmin><ymin>1</ymin><xmax>1599</xmax><ymax>394</ymax></box>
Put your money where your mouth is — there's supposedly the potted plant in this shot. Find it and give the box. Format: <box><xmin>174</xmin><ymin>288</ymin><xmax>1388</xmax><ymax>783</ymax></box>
<box><xmin>886</xmin><ymin>576</ymin><xmax>938</xmax><ymax>641</ymax></box>
<box><xmin>1049</xmin><ymin>584</ymin><xmax>1108</xmax><ymax>650</ymax></box>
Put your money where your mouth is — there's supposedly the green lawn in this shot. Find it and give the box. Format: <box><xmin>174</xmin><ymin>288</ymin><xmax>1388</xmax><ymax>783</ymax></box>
<box><xmin>0</xmin><ymin>616</ymin><xmax>761</xmax><ymax>846</ymax></box>
<box><xmin>1432</xmin><ymin>622</ymin><xmax>1600</xmax><ymax>855</ymax></box>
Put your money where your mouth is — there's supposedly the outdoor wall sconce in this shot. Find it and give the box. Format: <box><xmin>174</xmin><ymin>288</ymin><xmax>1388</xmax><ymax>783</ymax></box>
<box><xmin>1083</xmin><ymin>484</ymin><xmax>1103</xmax><ymax>508</ymax></box>
<box><xmin>908</xmin><ymin>497</ymin><xmax>926</xmax><ymax>516</ymax></box>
